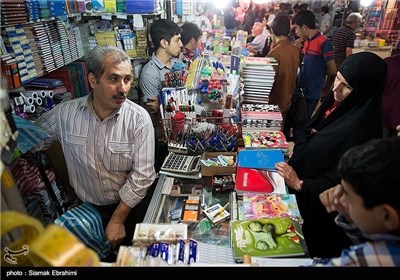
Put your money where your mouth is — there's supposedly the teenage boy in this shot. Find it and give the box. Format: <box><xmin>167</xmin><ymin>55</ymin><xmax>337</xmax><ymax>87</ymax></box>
<box><xmin>139</xmin><ymin>19</ymin><xmax>182</xmax><ymax>170</ymax></box>
<box><xmin>291</xmin><ymin>9</ymin><xmax>336</xmax><ymax>143</ymax></box>
<box><xmin>139</xmin><ymin>19</ymin><xmax>182</xmax><ymax>113</ymax></box>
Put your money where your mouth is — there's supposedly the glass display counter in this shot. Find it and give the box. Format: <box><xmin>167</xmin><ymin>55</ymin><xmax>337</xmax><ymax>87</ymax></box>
<box><xmin>143</xmin><ymin>174</ymin><xmax>232</xmax><ymax>247</ymax></box>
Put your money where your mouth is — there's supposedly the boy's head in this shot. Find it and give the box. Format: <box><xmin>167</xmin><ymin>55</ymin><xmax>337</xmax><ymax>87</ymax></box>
<box><xmin>338</xmin><ymin>137</ymin><xmax>400</xmax><ymax>234</ymax></box>
<box><xmin>293</xmin><ymin>9</ymin><xmax>316</xmax><ymax>30</ymax></box>
<box><xmin>268</xmin><ymin>15</ymin><xmax>291</xmax><ymax>37</ymax></box>
<box><xmin>150</xmin><ymin>19</ymin><xmax>182</xmax><ymax>55</ymax></box>
<box><xmin>321</xmin><ymin>6</ymin><xmax>329</xmax><ymax>15</ymax></box>
<box><xmin>299</xmin><ymin>3</ymin><xmax>310</xmax><ymax>11</ymax></box>
<box><xmin>181</xmin><ymin>22</ymin><xmax>202</xmax><ymax>50</ymax></box>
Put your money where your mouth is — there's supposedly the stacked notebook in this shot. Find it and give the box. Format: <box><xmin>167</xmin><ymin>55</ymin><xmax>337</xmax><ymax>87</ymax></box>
<box><xmin>240</xmin><ymin>57</ymin><xmax>277</xmax><ymax>105</ymax></box>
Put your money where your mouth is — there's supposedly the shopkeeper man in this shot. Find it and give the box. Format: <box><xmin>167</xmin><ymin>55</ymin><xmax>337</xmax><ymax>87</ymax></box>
<box><xmin>36</xmin><ymin>46</ymin><xmax>156</xmax><ymax>252</ymax></box>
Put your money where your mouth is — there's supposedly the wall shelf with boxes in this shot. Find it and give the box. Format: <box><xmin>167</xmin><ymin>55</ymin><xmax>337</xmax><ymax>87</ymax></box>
<box><xmin>1</xmin><ymin>19</ymin><xmax>84</xmax><ymax>90</ymax></box>
<box><xmin>1</xmin><ymin>0</ymin><xmax>166</xmax><ymax>91</ymax></box>
<box><xmin>363</xmin><ymin>0</ymin><xmax>400</xmax><ymax>51</ymax></box>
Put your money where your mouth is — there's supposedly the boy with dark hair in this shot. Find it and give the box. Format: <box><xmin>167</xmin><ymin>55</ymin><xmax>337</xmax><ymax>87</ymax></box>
<box><xmin>149</xmin><ymin>19</ymin><xmax>182</xmax><ymax>52</ymax></box>
<box><xmin>139</xmin><ymin>19</ymin><xmax>182</xmax><ymax>110</ymax></box>
<box><xmin>179</xmin><ymin>22</ymin><xmax>202</xmax><ymax>68</ymax></box>
<box><xmin>266</xmin><ymin>15</ymin><xmax>300</xmax><ymax>122</ymax></box>
<box><xmin>318</xmin><ymin>137</ymin><xmax>400</xmax><ymax>266</ymax></box>
<box><xmin>289</xmin><ymin>9</ymin><xmax>336</xmax><ymax>143</ymax></box>
<box><xmin>139</xmin><ymin>19</ymin><xmax>182</xmax><ymax>171</ymax></box>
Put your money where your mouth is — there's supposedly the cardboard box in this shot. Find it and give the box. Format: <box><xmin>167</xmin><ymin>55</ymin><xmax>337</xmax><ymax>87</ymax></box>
<box><xmin>201</xmin><ymin>152</ymin><xmax>237</xmax><ymax>176</ymax></box>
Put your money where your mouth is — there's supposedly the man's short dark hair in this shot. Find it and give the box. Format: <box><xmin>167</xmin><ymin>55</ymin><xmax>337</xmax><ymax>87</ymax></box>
<box><xmin>299</xmin><ymin>3</ymin><xmax>310</xmax><ymax>10</ymax></box>
<box><xmin>293</xmin><ymin>9</ymin><xmax>316</xmax><ymax>29</ymax></box>
<box><xmin>338</xmin><ymin>137</ymin><xmax>400</xmax><ymax>210</ymax></box>
<box><xmin>181</xmin><ymin>22</ymin><xmax>202</xmax><ymax>46</ymax></box>
<box><xmin>150</xmin><ymin>19</ymin><xmax>182</xmax><ymax>51</ymax></box>
<box><xmin>321</xmin><ymin>6</ymin><xmax>329</xmax><ymax>14</ymax></box>
<box><xmin>269</xmin><ymin>15</ymin><xmax>291</xmax><ymax>36</ymax></box>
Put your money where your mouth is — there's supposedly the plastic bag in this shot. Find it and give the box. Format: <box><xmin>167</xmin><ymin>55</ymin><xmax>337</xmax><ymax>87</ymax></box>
<box><xmin>54</xmin><ymin>202</ymin><xmax>112</xmax><ymax>259</ymax></box>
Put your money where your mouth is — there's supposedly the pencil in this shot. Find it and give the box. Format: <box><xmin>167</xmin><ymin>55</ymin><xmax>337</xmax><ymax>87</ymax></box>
<box><xmin>212</xmin><ymin>202</ymin><xmax>230</xmax><ymax>220</ymax></box>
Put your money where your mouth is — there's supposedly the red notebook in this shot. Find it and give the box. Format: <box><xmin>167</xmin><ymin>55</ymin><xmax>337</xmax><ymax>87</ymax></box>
<box><xmin>235</xmin><ymin>167</ymin><xmax>274</xmax><ymax>194</ymax></box>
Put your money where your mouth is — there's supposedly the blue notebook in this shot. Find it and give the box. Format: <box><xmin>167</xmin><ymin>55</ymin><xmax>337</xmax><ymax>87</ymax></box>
<box><xmin>237</xmin><ymin>149</ymin><xmax>284</xmax><ymax>170</ymax></box>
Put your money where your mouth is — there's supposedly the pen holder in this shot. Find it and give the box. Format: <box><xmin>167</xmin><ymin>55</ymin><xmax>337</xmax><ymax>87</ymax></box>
<box><xmin>171</xmin><ymin>111</ymin><xmax>185</xmax><ymax>142</ymax></box>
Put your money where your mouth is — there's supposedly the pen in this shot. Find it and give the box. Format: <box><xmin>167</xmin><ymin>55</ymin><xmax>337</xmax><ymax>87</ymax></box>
<box><xmin>212</xmin><ymin>202</ymin><xmax>230</xmax><ymax>220</ymax></box>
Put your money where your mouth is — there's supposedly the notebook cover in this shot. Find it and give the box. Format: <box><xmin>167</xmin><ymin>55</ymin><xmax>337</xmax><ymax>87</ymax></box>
<box><xmin>237</xmin><ymin>149</ymin><xmax>284</xmax><ymax>170</ymax></box>
<box><xmin>239</xmin><ymin>193</ymin><xmax>303</xmax><ymax>223</ymax></box>
<box><xmin>231</xmin><ymin>218</ymin><xmax>305</xmax><ymax>261</ymax></box>
<box><xmin>235</xmin><ymin>167</ymin><xmax>274</xmax><ymax>194</ymax></box>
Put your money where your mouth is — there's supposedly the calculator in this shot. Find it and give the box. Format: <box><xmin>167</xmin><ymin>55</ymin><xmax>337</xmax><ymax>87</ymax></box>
<box><xmin>161</xmin><ymin>153</ymin><xmax>201</xmax><ymax>174</ymax></box>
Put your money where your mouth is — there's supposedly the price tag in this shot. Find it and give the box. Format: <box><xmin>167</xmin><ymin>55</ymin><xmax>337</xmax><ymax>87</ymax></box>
<box><xmin>161</xmin><ymin>176</ymin><xmax>174</xmax><ymax>195</ymax></box>
<box><xmin>101</xmin><ymin>14</ymin><xmax>112</xmax><ymax>20</ymax></box>
<box><xmin>116</xmin><ymin>13</ymin><xmax>127</xmax><ymax>19</ymax></box>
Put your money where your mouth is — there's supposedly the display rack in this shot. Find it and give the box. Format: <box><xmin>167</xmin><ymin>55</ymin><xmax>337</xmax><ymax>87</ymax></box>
<box><xmin>363</xmin><ymin>0</ymin><xmax>399</xmax><ymax>48</ymax></box>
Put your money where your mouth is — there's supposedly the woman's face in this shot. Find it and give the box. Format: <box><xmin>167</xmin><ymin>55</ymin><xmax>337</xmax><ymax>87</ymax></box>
<box><xmin>333</xmin><ymin>71</ymin><xmax>353</xmax><ymax>102</ymax></box>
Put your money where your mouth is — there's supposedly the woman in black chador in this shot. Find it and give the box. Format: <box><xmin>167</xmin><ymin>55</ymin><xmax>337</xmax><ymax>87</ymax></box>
<box><xmin>276</xmin><ymin>52</ymin><xmax>388</xmax><ymax>258</ymax></box>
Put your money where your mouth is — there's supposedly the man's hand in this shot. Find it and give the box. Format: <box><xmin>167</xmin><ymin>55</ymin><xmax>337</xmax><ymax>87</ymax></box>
<box><xmin>105</xmin><ymin>201</ymin><xmax>132</xmax><ymax>249</ymax></box>
<box><xmin>146</xmin><ymin>96</ymin><xmax>159</xmax><ymax>113</ymax></box>
<box><xmin>294</xmin><ymin>37</ymin><xmax>305</xmax><ymax>50</ymax></box>
<box><xmin>105</xmin><ymin>221</ymin><xmax>126</xmax><ymax>249</ymax></box>
<box><xmin>246</xmin><ymin>44</ymin><xmax>255</xmax><ymax>52</ymax></box>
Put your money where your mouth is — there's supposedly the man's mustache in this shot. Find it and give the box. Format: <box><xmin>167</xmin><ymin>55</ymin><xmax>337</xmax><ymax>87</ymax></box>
<box><xmin>115</xmin><ymin>92</ymin><xmax>127</xmax><ymax>98</ymax></box>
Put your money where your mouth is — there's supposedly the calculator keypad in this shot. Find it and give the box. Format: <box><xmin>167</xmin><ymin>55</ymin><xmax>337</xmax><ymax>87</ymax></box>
<box><xmin>161</xmin><ymin>153</ymin><xmax>200</xmax><ymax>173</ymax></box>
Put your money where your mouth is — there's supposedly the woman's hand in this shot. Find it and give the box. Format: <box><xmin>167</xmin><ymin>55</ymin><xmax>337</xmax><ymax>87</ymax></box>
<box><xmin>275</xmin><ymin>162</ymin><xmax>302</xmax><ymax>191</ymax></box>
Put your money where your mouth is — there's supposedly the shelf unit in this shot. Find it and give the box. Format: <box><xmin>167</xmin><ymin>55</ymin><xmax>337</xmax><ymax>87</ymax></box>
<box><xmin>363</xmin><ymin>0</ymin><xmax>400</xmax><ymax>49</ymax></box>
<box><xmin>1</xmin><ymin>0</ymin><xmax>167</xmax><ymax>90</ymax></box>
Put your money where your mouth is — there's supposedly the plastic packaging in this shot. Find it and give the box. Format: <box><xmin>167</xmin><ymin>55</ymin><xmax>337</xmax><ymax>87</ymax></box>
<box><xmin>54</xmin><ymin>202</ymin><xmax>112</xmax><ymax>259</ymax></box>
